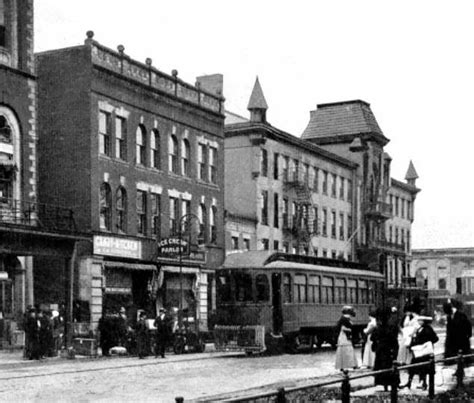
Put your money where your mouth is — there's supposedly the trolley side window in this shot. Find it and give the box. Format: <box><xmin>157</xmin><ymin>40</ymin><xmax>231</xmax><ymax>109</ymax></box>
<box><xmin>283</xmin><ymin>273</ymin><xmax>292</xmax><ymax>303</ymax></box>
<box><xmin>347</xmin><ymin>279</ymin><xmax>357</xmax><ymax>304</ymax></box>
<box><xmin>322</xmin><ymin>276</ymin><xmax>334</xmax><ymax>304</ymax></box>
<box><xmin>217</xmin><ymin>273</ymin><xmax>232</xmax><ymax>302</ymax></box>
<box><xmin>335</xmin><ymin>278</ymin><xmax>346</xmax><ymax>304</ymax></box>
<box><xmin>369</xmin><ymin>281</ymin><xmax>376</xmax><ymax>304</ymax></box>
<box><xmin>235</xmin><ymin>272</ymin><xmax>253</xmax><ymax>302</ymax></box>
<box><xmin>308</xmin><ymin>275</ymin><xmax>320</xmax><ymax>303</ymax></box>
<box><xmin>359</xmin><ymin>280</ymin><xmax>368</xmax><ymax>304</ymax></box>
<box><xmin>256</xmin><ymin>274</ymin><xmax>270</xmax><ymax>302</ymax></box>
<box><xmin>294</xmin><ymin>274</ymin><xmax>307</xmax><ymax>303</ymax></box>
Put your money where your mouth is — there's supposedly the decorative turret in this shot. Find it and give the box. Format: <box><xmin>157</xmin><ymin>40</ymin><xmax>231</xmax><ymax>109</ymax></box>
<box><xmin>247</xmin><ymin>77</ymin><xmax>268</xmax><ymax>123</ymax></box>
<box><xmin>405</xmin><ymin>160</ymin><xmax>419</xmax><ymax>186</ymax></box>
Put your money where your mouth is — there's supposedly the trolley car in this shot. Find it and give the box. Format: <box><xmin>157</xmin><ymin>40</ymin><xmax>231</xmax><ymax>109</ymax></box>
<box><xmin>213</xmin><ymin>251</ymin><xmax>384</xmax><ymax>354</ymax></box>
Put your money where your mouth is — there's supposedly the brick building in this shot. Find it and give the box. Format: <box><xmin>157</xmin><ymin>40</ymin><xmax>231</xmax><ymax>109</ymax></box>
<box><xmin>36</xmin><ymin>32</ymin><xmax>225</xmax><ymax>332</ymax></box>
<box><xmin>225</xmin><ymin>78</ymin><xmax>422</xmax><ymax>309</ymax></box>
<box><xmin>0</xmin><ymin>0</ymin><xmax>83</xmax><ymax>347</ymax></box>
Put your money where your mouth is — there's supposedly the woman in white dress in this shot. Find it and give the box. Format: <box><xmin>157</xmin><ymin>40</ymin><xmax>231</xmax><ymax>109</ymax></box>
<box><xmin>362</xmin><ymin>310</ymin><xmax>377</xmax><ymax>368</ymax></box>
<box><xmin>397</xmin><ymin>306</ymin><xmax>419</xmax><ymax>365</ymax></box>
<box><xmin>335</xmin><ymin>306</ymin><xmax>357</xmax><ymax>370</ymax></box>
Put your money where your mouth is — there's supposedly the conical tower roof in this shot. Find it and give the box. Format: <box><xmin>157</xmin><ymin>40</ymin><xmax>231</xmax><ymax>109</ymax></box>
<box><xmin>405</xmin><ymin>160</ymin><xmax>419</xmax><ymax>181</ymax></box>
<box><xmin>247</xmin><ymin>77</ymin><xmax>268</xmax><ymax>110</ymax></box>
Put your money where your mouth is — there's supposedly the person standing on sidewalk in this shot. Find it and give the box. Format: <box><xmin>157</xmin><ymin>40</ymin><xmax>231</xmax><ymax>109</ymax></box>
<box><xmin>154</xmin><ymin>308</ymin><xmax>171</xmax><ymax>358</ymax></box>
<box><xmin>397</xmin><ymin>305</ymin><xmax>419</xmax><ymax>365</ymax></box>
<box><xmin>335</xmin><ymin>306</ymin><xmax>357</xmax><ymax>371</ymax></box>
<box><xmin>361</xmin><ymin>310</ymin><xmax>377</xmax><ymax>369</ymax></box>
<box><xmin>444</xmin><ymin>299</ymin><xmax>472</xmax><ymax>360</ymax></box>
<box><xmin>135</xmin><ymin>311</ymin><xmax>149</xmax><ymax>359</ymax></box>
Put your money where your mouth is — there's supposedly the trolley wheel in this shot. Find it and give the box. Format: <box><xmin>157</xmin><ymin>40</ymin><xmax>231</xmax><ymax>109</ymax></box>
<box><xmin>173</xmin><ymin>337</ymin><xmax>185</xmax><ymax>355</ymax></box>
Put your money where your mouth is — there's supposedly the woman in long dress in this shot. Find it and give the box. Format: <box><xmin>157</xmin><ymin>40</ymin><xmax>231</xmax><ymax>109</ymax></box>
<box><xmin>397</xmin><ymin>306</ymin><xmax>419</xmax><ymax>365</ymax></box>
<box><xmin>362</xmin><ymin>310</ymin><xmax>376</xmax><ymax>368</ymax></box>
<box><xmin>335</xmin><ymin>306</ymin><xmax>357</xmax><ymax>371</ymax></box>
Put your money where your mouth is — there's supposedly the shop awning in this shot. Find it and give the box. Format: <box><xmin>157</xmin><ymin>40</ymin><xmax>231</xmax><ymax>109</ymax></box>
<box><xmin>103</xmin><ymin>261</ymin><xmax>157</xmax><ymax>271</ymax></box>
<box><xmin>161</xmin><ymin>265</ymin><xmax>200</xmax><ymax>274</ymax></box>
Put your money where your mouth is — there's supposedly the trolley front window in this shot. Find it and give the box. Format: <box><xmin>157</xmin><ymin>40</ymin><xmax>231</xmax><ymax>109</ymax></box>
<box><xmin>235</xmin><ymin>272</ymin><xmax>253</xmax><ymax>302</ymax></box>
<box><xmin>283</xmin><ymin>273</ymin><xmax>292</xmax><ymax>303</ymax></box>
<box><xmin>217</xmin><ymin>273</ymin><xmax>231</xmax><ymax>302</ymax></box>
<box><xmin>256</xmin><ymin>274</ymin><xmax>270</xmax><ymax>302</ymax></box>
<box><xmin>347</xmin><ymin>279</ymin><xmax>357</xmax><ymax>304</ymax></box>
<box><xmin>322</xmin><ymin>277</ymin><xmax>334</xmax><ymax>304</ymax></box>
<box><xmin>359</xmin><ymin>280</ymin><xmax>368</xmax><ymax>304</ymax></box>
<box><xmin>294</xmin><ymin>274</ymin><xmax>307</xmax><ymax>303</ymax></box>
<box><xmin>308</xmin><ymin>275</ymin><xmax>320</xmax><ymax>303</ymax></box>
<box><xmin>335</xmin><ymin>278</ymin><xmax>346</xmax><ymax>304</ymax></box>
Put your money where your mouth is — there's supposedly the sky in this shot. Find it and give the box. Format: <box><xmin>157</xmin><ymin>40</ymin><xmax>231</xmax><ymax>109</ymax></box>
<box><xmin>35</xmin><ymin>0</ymin><xmax>474</xmax><ymax>249</ymax></box>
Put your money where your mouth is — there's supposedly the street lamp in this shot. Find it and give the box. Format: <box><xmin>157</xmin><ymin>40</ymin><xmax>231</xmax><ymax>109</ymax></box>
<box><xmin>177</xmin><ymin>213</ymin><xmax>201</xmax><ymax>327</ymax></box>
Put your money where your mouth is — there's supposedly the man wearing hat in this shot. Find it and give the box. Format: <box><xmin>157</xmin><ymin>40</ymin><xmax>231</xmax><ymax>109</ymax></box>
<box><xmin>154</xmin><ymin>308</ymin><xmax>172</xmax><ymax>358</ymax></box>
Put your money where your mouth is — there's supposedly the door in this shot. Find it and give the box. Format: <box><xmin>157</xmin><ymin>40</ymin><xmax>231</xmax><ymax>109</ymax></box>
<box><xmin>271</xmin><ymin>273</ymin><xmax>283</xmax><ymax>334</ymax></box>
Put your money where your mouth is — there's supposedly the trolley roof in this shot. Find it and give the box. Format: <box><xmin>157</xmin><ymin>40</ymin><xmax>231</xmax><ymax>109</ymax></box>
<box><xmin>220</xmin><ymin>251</ymin><xmax>383</xmax><ymax>279</ymax></box>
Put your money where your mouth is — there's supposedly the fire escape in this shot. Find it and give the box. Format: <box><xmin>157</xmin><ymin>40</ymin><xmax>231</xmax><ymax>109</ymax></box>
<box><xmin>282</xmin><ymin>167</ymin><xmax>317</xmax><ymax>252</ymax></box>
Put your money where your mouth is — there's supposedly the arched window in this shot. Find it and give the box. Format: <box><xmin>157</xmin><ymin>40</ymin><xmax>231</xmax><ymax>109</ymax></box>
<box><xmin>210</xmin><ymin>205</ymin><xmax>217</xmax><ymax>244</ymax></box>
<box><xmin>116</xmin><ymin>186</ymin><xmax>127</xmax><ymax>232</ymax></box>
<box><xmin>0</xmin><ymin>108</ymin><xmax>20</xmax><ymax>205</ymax></box>
<box><xmin>168</xmin><ymin>135</ymin><xmax>178</xmax><ymax>173</ymax></box>
<box><xmin>99</xmin><ymin>183</ymin><xmax>112</xmax><ymax>230</ymax></box>
<box><xmin>150</xmin><ymin>129</ymin><xmax>160</xmax><ymax>169</ymax></box>
<box><xmin>198</xmin><ymin>203</ymin><xmax>207</xmax><ymax>245</ymax></box>
<box><xmin>181</xmin><ymin>139</ymin><xmax>190</xmax><ymax>176</ymax></box>
<box><xmin>136</xmin><ymin>125</ymin><xmax>146</xmax><ymax>166</ymax></box>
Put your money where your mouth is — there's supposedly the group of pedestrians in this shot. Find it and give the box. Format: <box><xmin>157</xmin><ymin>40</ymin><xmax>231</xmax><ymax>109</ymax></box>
<box><xmin>334</xmin><ymin>299</ymin><xmax>472</xmax><ymax>392</ymax></box>
<box><xmin>135</xmin><ymin>308</ymin><xmax>173</xmax><ymax>359</ymax></box>
<box><xmin>24</xmin><ymin>306</ymin><xmax>62</xmax><ymax>360</ymax></box>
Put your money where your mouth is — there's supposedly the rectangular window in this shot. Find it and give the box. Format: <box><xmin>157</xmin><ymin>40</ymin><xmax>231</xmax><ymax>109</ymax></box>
<box><xmin>243</xmin><ymin>238</ymin><xmax>250</xmax><ymax>251</ymax></box>
<box><xmin>339</xmin><ymin>177</ymin><xmax>345</xmax><ymax>199</ymax></box>
<box><xmin>313</xmin><ymin>168</ymin><xmax>319</xmax><ymax>192</ymax></box>
<box><xmin>339</xmin><ymin>213</ymin><xmax>344</xmax><ymax>240</ymax></box>
<box><xmin>273</xmin><ymin>193</ymin><xmax>279</xmax><ymax>228</ymax></box>
<box><xmin>322</xmin><ymin>208</ymin><xmax>327</xmax><ymax>237</ymax></box>
<box><xmin>303</xmin><ymin>163</ymin><xmax>309</xmax><ymax>186</ymax></box>
<box><xmin>273</xmin><ymin>240</ymin><xmax>279</xmax><ymax>251</ymax></box>
<box><xmin>262</xmin><ymin>238</ymin><xmax>269</xmax><ymax>250</ymax></box>
<box><xmin>294</xmin><ymin>274</ymin><xmax>307</xmax><ymax>303</ymax></box>
<box><xmin>322</xmin><ymin>276</ymin><xmax>334</xmax><ymax>304</ymax></box>
<box><xmin>273</xmin><ymin>153</ymin><xmax>279</xmax><ymax>180</ymax></box>
<box><xmin>313</xmin><ymin>206</ymin><xmax>319</xmax><ymax>234</ymax></box>
<box><xmin>293</xmin><ymin>159</ymin><xmax>299</xmax><ymax>181</ymax></box>
<box><xmin>136</xmin><ymin>190</ymin><xmax>147</xmax><ymax>235</ymax></box>
<box><xmin>181</xmin><ymin>199</ymin><xmax>191</xmax><ymax>232</ymax></box>
<box><xmin>322</xmin><ymin>171</ymin><xmax>328</xmax><ymax>194</ymax></box>
<box><xmin>348</xmin><ymin>279</ymin><xmax>357</xmax><ymax>304</ymax></box>
<box><xmin>261</xmin><ymin>190</ymin><xmax>268</xmax><ymax>225</ymax></box>
<box><xmin>283</xmin><ymin>274</ymin><xmax>292</xmax><ymax>303</ymax></box>
<box><xmin>282</xmin><ymin>198</ymin><xmax>289</xmax><ymax>228</ymax></box>
<box><xmin>359</xmin><ymin>280</ymin><xmax>368</xmax><ymax>304</ymax></box>
<box><xmin>395</xmin><ymin>196</ymin><xmax>399</xmax><ymax>216</ymax></box>
<box><xmin>308</xmin><ymin>275</ymin><xmax>320</xmax><ymax>303</ymax></box>
<box><xmin>347</xmin><ymin>179</ymin><xmax>352</xmax><ymax>201</ymax></box>
<box><xmin>150</xmin><ymin>130</ymin><xmax>160</xmax><ymax>169</ymax></box>
<box><xmin>322</xmin><ymin>249</ymin><xmax>327</xmax><ymax>258</ymax></box>
<box><xmin>261</xmin><ymin>148</ymin><xmax>268</xmax><ymax>177</ymax></box>
<box><xmin>407</xmin><ymin>200</ymin><xmax>412</xmax><ymax>220</ymax></box>
<box><xmin>331</xmin><ymin>210</ymin><xmax>336</xmax><ymax>238</ymax></box>
<box><xmin>331</xmin><ymin>250</ymin><xmax>337</xmax><ymax>259</ymax></box>
<box><xmin>209</xmin><ymin>146</ymin><xmax>217</xmax><ymax>184</ymax></box>
<box><xmin>115</xmin><ymin>117</ymin><xmax>127</xmax><ymax>160</ymax></box>
<box><xmin>401</xmin><ymin>199</ymin><xmax>405</xmax><ymax>219</ymax></box>
<box><xmin>231</xmin><ymin>236</ymin><xmax>239</xmax><ymax>250</ymax></box>
<box><xmin>347</xmin><ymin>214</ymin><xmax>352</xmax><ymax>240</ymax></box>
<box><xmin>198</xmin><ymin>143</ymin><xmax>207</xmax><ymax>181</ymax></box>
<box><xmin>282</xmin><ymin>156</ymin><xmax>289</xmax><ymax>181</ymax></box>
<box><xmin>169</xmin><ymin>197</ymin><xmax>179</xmax><ymax>235</ymax></box>
<box><xmin>331</xmin><ymin>174</ymin><xmax>337</xmax><ymax>197</ymax></box>
<box><xmin>99</xmin><ymin>111</ymin><xmax>111</xmax><ymax>156</ymax></box>
<box><xmin>283</xmin><ymin>242</ymin><xmax>289</xmax><ymax>253</ymax></box>
<box><xmin>335</xmin><ymin>278</ymin><xmax>346</xmax><ymax>304</ymax></box>
<box><xmin>150</xmin><ymin>193</ymin><xmax>161</xmax><ymax>238</ymax></box>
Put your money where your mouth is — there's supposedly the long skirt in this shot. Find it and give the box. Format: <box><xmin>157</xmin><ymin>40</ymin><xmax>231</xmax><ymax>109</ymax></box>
<box><xmin>362</xmin><ymin>335</ymin><xmax>375</xmax><ymax>368</ymax></box>
<box><xmin>335</xmin><ymin>331</ymin><xmax>357</xmax><ymax>370</ymax></box>
<box><xmin>397</xmin><ymin>343</ymin><xmax>412</xmax><ymax>365</ymax></box>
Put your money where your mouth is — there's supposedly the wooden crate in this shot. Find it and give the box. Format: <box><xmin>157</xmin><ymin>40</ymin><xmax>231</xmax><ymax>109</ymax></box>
<box><xmin>72</xmin><ymin>338</ymin><xmax>97</xmax><ymax>356</ymax></box>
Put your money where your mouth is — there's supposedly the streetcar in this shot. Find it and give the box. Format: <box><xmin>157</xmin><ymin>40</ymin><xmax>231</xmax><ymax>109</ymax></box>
<box><xmin>213</xmin><ymin>251</ymin><xmax>384</xmax><ymax>354</ymax></box>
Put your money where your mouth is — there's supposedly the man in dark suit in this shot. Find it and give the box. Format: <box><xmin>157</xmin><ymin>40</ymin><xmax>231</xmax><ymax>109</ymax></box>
<box><xmin>445</xmin><ymin>299</ymin><xmax>472</xmax><ymax>359</ymax></box>
<box><xmin>154</xmin><ymin>308</ymin><xmax>171</xmax><ymax>358</ymax></box>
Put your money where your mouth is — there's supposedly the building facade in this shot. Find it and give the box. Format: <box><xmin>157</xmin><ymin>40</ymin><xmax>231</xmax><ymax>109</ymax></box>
<box><xmin>0</xmin><ymin>0</ymin><xmax>84</xmax><ymax>347</ymax></box>
<box><xmin>36</xmin><ymin>32</ymin><xmax>225</xmax><ymax>332</ymax></box>
<box><xmin>225</xmin><ymin>79</ymin><xmax>422</xmax><ymax>309</ymax></box>
<box><xmin>412</xmin><ymin>248</ymin><xmax>474</xmax><ymax>319</ymax></box>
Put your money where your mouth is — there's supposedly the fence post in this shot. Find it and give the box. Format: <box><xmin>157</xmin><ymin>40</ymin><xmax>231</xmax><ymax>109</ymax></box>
<box><xmin>391</xmin><ymin>361</ymin><xmax>399</xmax><ymax>403</ymax></box>
<box><xmin>276</xmin><ymin>387</ymin><xmax>286</xmax><ymax>403</ymax></box>
<box><xmin>175</xmin><ymin>398</ymin><xmax>184</xmax><ymax>403</ymax></box>
<box><xmin>341</xmin><ymin>369</ymin><xmax>350</xmax><ymax>403</ymax></box>
<box><xmin>428</xmin><ymin>354</ymin><xmax>435</xmax><ymax>399</ymax></box>
<box><xmin>456</xmin><ymin>350</ymin><xmax>465</xmax><ymax>389</ymax></box>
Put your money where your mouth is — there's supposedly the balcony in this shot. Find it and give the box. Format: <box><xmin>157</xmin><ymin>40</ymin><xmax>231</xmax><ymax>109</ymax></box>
<box><xmin>365</xmin><ymin>201</ymin><xmax>392</xmax><ymax>220</ymax></box>
<box><xmin>357</xmin><ymin>239</ymin><xmax>406</xmax><ymax>254</ymax></box>
<box><xmin>387</xmin><ymin>277</ymin><xmax>425</xmax><ymax>290</ymax></box>
<box><xmin>0</xmin><ymin>198</ymin><xmax>77</xmax><ymax>233</ymax></box>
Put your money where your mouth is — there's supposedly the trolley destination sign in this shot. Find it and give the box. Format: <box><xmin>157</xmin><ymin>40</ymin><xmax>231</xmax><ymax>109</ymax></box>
<box><xmin>157</xmin><ymin>237</ymin><xmax>188</xmax><ymax>257</ymax></box>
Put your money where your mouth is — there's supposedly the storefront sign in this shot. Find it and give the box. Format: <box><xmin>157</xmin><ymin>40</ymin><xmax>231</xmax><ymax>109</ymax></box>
<box><xmin>93</xmin><ymin>235</ymin><xmax>142</xmax><ymax>259</ymax></box>
<box><xmin>157</xmin><ymin>237</ymin><xmax>188</xmax><ymax>257</ymax></box>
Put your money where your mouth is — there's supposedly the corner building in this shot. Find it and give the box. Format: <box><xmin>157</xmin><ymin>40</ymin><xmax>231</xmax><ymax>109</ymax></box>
<box><xmin>36</xmin><ymin>32</ymin><xmax>225</xmax><ymax>332</ymax></box>
<box><xmin>225</xmin><ymin>79</ymin><xmax>423</xmax><ymax>309</ymax></box>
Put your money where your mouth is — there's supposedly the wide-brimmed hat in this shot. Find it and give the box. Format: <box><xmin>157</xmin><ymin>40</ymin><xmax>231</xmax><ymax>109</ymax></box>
<box><xmin>159</xmin><ymin>307</ymin><xmax>166</xmax><ymax>312</ymax></box>
<box><xmin>417</xmin><ymin>315</ymin><xmax>433</xmax><ymax>322</ymax></box>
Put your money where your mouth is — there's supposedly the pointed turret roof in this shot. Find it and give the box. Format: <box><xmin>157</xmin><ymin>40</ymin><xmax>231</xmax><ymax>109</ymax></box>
<box><xmin>405</xmin><ymin>160</ymin><xmax>419</xmax><ymax>181</ymax></box>
<box><xmin>247</xmin><ymin>77</ymin><xmax>268</xmax><ymax>110</ymax></box>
